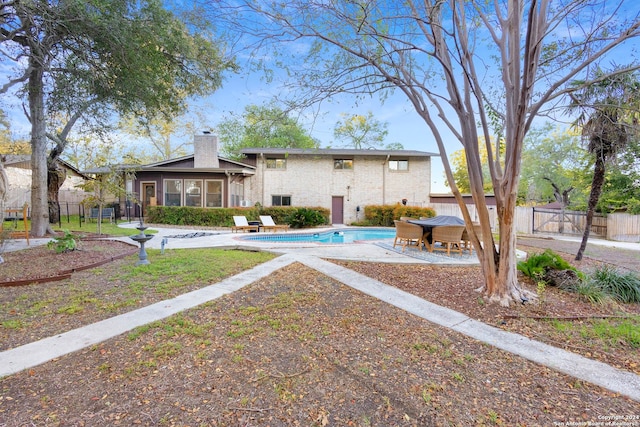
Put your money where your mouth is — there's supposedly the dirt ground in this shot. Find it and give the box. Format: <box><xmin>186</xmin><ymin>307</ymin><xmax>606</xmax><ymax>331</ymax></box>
<box><xmin>0</xmin><ymin>236</ymin><xmax>639</xmax><ymax>426</ymax></box>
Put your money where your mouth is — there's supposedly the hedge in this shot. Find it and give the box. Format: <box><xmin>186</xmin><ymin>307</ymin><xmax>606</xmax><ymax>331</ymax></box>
<box><xmin>363</xmin><ymin>204</ymin><xmax>437</xmax><ymax>226</ymax></box>
<box><xmin>145</xmin><ymin>205</ymin><xmax>330</xmax><ymax>228</ymax></box>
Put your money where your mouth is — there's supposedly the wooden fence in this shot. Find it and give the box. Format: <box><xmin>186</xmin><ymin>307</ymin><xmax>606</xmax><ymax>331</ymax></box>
<box><xmin>431</xmin><ymin>203</ymin><xmax>640</xmax><ymax>243</ymax></box>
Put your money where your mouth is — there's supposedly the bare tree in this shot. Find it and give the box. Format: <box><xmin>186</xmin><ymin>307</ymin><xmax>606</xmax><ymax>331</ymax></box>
<box><xmin>215</xmin><ymin>0</ymin><xmax>640</xmax><ymax>305</ymax></box>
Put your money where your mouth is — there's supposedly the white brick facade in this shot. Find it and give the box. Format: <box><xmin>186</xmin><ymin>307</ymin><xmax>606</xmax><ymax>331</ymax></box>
<box><xmin>242</xmin><ymin>148</ymin><xmax>436</xmax><ymax>224</ymax></box>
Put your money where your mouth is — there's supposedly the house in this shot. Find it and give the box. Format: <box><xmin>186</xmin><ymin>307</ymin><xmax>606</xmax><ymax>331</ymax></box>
<box><xmin>123</xmin><ymin>134</ymin><xmax>256</xmax><ymax>217</ymax></box>
<box><xmin>1</xmin><ymin>154</ymin><xmax>91</xmax><ymax>210</ymax></box>
<box><xmin>106</xmin><ymin>134</ymin><xmax>439</xmax><ymax>224</ymax></box>
<box><xmin>240</xmin><ymin>147</ymin><xmax>438</xmax><ymax>224</ymax></box>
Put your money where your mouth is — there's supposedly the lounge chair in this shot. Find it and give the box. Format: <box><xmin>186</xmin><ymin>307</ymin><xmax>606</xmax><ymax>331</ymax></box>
<box><xmin>259</xmin><ymin>215</ymin><xmax>289</xmax><ymax>232</ymax></box>
<box><xmin>399</xmin><ymin>216</ymin><xmax>417</xmax><ymax>222</ymax></box>
<box><xmin>232</xmin><ymin>215</ymin><xmax>259</xmax><ymax>233</ymax></box>
<box><xmin>393</xmin><ymin>220</ymin><xmax>425</xmax><ymax>252</ymax></box>
<box><xmin>430</xmin><ymin>225</ymin><xmax>466</xmax><ymax>256</ymax></box>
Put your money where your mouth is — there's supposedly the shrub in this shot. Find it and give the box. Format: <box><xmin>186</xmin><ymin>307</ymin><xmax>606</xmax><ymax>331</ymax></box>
<box><xmin>285</xmin><ymin>208</ymin><xmax>328</xmax><ymax>228</ymax></box>
<box><xmin>146</xmin><ymin>205</ymin><xmax>329</xmax><ymax>228</ymax></box>
<box><xmin>364</xmin><ymin>204</ymin><xmax>436</xmax><ymax>226</ymax></box>
<box><xmin>517</xmin><ymin>249</ymin><xmax>578</xmax><ymax>280</ymax></box>
<box><xmin>47</xmin><ymin>229</ymin><xmax>78</xmax><ymax>253</ymax></box>
<box><xmin>587</xmin><ymin>265</ymin><xmax>640</xmax><ymax>303</ymax></box>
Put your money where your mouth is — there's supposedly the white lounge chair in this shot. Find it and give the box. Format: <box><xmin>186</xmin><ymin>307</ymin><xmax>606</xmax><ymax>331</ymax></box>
<box><xmin>259</xmin><ymin>215</ymin><xmax>289</xmax><ymax>232</ymax></box>
<box><xmin>232</xmin><ymin>215</ymin><xmax>259</xmax><ymax>233</ymax></box>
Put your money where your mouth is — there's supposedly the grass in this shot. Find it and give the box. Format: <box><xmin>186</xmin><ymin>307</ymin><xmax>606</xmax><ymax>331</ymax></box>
<box><xmin>551</xmin><ymin>316</ymin><xmax>640</xmax><ymax>349</ymax></box>
<box><xmin>53</xmin><ymin>215</ymin><xmax>159</xmax><ymax>237</ymax></box>
<box><xmin>0</xmin><ymin>248</ymin><xmax>275</xmax><ymax>338</ymax></box>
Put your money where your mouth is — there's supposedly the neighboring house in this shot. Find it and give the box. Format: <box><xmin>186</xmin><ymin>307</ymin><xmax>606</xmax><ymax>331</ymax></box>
<box><xmin>1</xmin><ymin>154</ymin><xmax>91</xmax><ymax>210</ymax></box>
<box><xmin>240</xmin><ymin>147</ymin><xmax>438</xmax><ymax>224</ymax></box>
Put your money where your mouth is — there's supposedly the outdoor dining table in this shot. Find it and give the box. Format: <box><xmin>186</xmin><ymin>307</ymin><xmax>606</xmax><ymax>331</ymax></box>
<box><xmin>408</xmin><ymin>216</ymin><xmax>465</xmax><ymax>244</ymax></box>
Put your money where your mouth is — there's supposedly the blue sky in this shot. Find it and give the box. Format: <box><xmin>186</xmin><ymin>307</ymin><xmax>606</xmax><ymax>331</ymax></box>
<box><xmin>197</xmin><ymin>70</ymin><xmax>452</xmax><ymax>193</ymax></box>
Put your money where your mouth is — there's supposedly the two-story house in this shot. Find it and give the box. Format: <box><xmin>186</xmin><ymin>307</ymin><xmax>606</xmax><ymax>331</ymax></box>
<box><xmin>240</xmin><ymin>147</ymin><xmax>438</xmax><ymax>224</ymax></box>
<box><xmin>111</xmin><ymin>134</ymin><xmax>438</xmax><ymax>224</ymax></box>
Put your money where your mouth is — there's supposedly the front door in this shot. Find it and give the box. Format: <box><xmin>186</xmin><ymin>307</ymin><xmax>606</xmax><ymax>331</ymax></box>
<box><xmin>331</xmin><ymin>196</ymin><xmax>344</xmax><ymax>224</ymax></box>
<box><xmin>142</xmin><ymin>182</ymin><xmax>156</xmax><ymax>216</ymax></box>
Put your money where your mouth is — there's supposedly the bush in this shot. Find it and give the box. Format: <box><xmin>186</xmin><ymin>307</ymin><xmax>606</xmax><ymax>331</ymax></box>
<box><xmin>517</xmin><ymin>249</ymin><xmax>579</xmax><ymax>280</ymax></box>
<box><xmin>285</xmin><ymin>207</ymin><xmax>329</xmax><ymax>228</ymax></box>
<box><xmin>146</xmin><ymin>205</ymin><xmax>329</xmax><ymax>228</ymax></box>
<box><xmin>364</xmin><ymin>204</ymin><xmax>436</xmax><ymax>226</ymax></box>
<box><xmin>587</xmin><ymin>265</ymin><xmax>640</xmax><ymax>303</ymax></box>
<box><xmin>47</xmin><ymin>229</ymin><xmax>78</xmax><ymax>253</ymax></box>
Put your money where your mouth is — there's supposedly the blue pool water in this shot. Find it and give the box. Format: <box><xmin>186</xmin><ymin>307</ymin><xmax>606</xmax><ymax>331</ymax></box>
<box><xmin>242</xmin><ymin>228</ymin><xmax>395</xmax><ymax>244</ymax></box>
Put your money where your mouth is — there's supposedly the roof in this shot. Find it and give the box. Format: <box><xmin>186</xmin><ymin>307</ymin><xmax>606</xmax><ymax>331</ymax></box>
<box><xmin>81</xmin><ymin>155</ymin><xmax>255</xmax><ymax>175</ymax></box>
<box><xmin>2</xmin><ymin>154</ymin><xmax>89</xmax><ymax>178</ymax></box>
<box><xmin>241</xmin><ymin>148</ymin><xmax>439</xmax><ymax>157</ymax></box>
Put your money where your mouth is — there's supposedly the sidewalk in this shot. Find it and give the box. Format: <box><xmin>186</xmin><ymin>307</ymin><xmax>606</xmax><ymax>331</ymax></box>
<box><xmin>1</xmin><ymin>223</ymin><xmax>639</xmax><ymax>402</ymax></box>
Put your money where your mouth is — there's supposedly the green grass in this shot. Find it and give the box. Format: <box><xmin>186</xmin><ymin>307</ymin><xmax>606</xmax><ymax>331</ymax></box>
<box><xmin>552</xmin><ymin>316</ymin><xmax>640</xmax><ymax>349</ymax></box>
<box><xmin>1</xmin><ymin>248</ymin><xmax>275</xmax><ymax>332</ymax></box>
<box><xmin>53</xmin><ymin>215</ymin><xmax>158</xmax><ymax>237</ymax></box>
<box><xmin>112</xmin><ymin>248</ymin><xmax>275</xmax><ymax>299</ymax></box>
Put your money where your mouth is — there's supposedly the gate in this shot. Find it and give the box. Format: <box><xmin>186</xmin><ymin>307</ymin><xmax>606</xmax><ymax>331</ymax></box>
<box><xmin>532</xmin><ymin>207</ymin><xmax>607</xmax><ymax>237</ymax></box>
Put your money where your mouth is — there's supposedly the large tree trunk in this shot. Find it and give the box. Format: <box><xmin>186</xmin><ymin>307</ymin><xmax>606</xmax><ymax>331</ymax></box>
<box><xmin>47</xmin><ymin>163</ymin><xmax>66</xmax><ymax>224</ymax></box>
<box><xmin>576</xmin><ymin>156</ymin><xmax>606</xmax><ymax>261</ymax></box>
<box><xmin>28</xmin><ymin>58</ymin><xmax>50</xmax><ymax>238</ymax></box>
<box><xmin>471</xmin><ymin>190</ymin><xmax>533</xmax><ymax>307</ymax></box>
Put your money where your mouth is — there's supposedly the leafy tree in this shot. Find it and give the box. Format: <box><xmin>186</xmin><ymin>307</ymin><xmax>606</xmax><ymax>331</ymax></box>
<box><xmin>569</xmin><ymin>68</ymin><xmax>640</xmax><ymax>260</ymax></box>
<box><xmin>119</xmin><ymin>112</ymin><xmax>207</xmax><ymax>162</ymax></box>
<box><xmin>0</xmin><ymin>111</ymin><xmax>29</xmax><ymax>154</ymax></box>
<box><xmin>519</xmin><ymin>125</ymin><xmax>589</xmax><ymax>206</ymax></box>
<box><xmin>217</xmin><ymin>0</ymin><xmax>640</xmax><ymax>305</ymax></box>
<box><xmin>449</xmin><ymin>137</ymin><xmax>502</xmax><ymax>194</ymax></box>
<box><xmin>217</xmin><ymin>104</ymin><xmax>319</xmax><ymax>160</ymax></box>
<box><xmin>0</xmin><ymin>0</ymin><xmax>233</xmax><ymax>236</ymax></box>
<box><xmin>333</xmin><ymin>111</ymin><xmax>388</xmax><ymax>149</ymax></box>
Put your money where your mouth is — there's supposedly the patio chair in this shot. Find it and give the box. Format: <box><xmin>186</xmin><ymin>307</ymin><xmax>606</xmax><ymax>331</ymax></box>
<box><xmin>393</xmin><ymin>220</ymin><xmax>425</xmax><ymax>252</ymax></box>
<box><xmin>461</xmin><ymin>222</ymin><xmax>482</xmax><ymax>254</ymax></box>
<box><xmin>259</xmin><ymin>215</ymin><xmax>289</xmax><ymax>232</ymax></box>
<box><xmin>399</xmin><ymin>216</ymin><xmax>417</xmax><ymax>222</ymax></box>
<box><xmin>232</xmin><ymin>215</ymin><xmax>259</xmax><ymax>233</ymax></box>
<box><xmin>430</xmin><ymin>225</ymin><xmax>466</xmax><ymax>256</ymax></box>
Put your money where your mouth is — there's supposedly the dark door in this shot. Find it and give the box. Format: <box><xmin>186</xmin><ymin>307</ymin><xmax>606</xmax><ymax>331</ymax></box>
<box><xmin>331</xmin><ymin>196</ymin><xmax>344</xmax><ymax>224</ymax></box>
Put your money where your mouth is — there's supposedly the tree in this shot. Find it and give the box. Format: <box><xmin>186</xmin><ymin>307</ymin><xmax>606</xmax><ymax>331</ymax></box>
<box><xmin>0</xmin><ymin>0</ymin><xmax>233</xmax><ymax>236</ymax></box>
<box><xmin>519</xmin><ymin>125</ymin><xmax>589</xmax><ymax>206</ymax></box>
<box><xmin>333</xmin><ymin>111</ymin><xmax>388</xmax><ymax>149</ymax></box>
<box><xmin>449</xmin><ymin>137</ymin><xmax>502</xmax><ymax>194</ymax></box>
<box><xmin>216</xmin><ymin>104</ymin><xmax>319</xmax><ymax>160</ymax></box>
<box><xmin>119</xmin><ymin>111</ymin><xmax>207</xmax><ymax>162</ymax></box>
<box><xmin>216</xmin><ymin>1</ymin><xmax>640</xmax><ymax>305</ymax></box>
<box><xmin>568</xmin><ymin>68</ymin><xmax>640</xmax><ymax>261</ymax></box>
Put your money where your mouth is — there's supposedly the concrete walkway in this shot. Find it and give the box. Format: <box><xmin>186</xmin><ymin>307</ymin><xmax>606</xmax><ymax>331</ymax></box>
<box><xmin>1</xmin><ymin>222</ymin><xmax>639</xmax><ymax>403</ymax></box>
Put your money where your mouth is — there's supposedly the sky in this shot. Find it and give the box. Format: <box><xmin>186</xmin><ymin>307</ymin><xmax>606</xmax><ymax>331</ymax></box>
<box><xmin>196</xmin><ymin>69</ymin><xmax>452</xmax><ymax>193</ymax></box>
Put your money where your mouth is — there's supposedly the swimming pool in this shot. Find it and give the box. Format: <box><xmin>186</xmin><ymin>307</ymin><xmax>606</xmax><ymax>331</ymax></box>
<box><xmin>242</xmin><ymin>228</ymin><xmax>395</xmax><ymax>244</ymax></box>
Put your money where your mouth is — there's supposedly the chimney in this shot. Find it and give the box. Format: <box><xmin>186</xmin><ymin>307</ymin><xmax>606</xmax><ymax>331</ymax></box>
<box><xmin>194</xmin><ymin>133</ymin><xmax>219</xmax><ymax>169</ymax></box>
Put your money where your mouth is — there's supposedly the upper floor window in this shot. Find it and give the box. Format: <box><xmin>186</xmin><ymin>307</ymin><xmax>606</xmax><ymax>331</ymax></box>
<box><xmin>334</xmin><ymin>159</ymin><xmax>354</xmax><ymax>170</ymax></box>
<box><xmin>266</xmin><ymin>158</ymin><xmax>287</xmax><ymax>169</ymax></box>
<box><xmin>389</xmin><ymin>159</ymin><xmax>409</xmax><ymax>171</ymax></box>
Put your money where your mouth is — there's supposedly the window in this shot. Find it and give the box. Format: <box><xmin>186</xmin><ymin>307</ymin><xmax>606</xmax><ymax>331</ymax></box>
<box><xmin>164</xmin><ymin>179</ymin><xmax>182</xmax><ymax>206</ymax></box>
<box><xmin>230</xmin><ymin>181</ymin><xmax>244</xmax><ymax>207</ymax></box>
<box><xmin>266</xmin><ymin>158</ymin><xmax>287</xmax><ymax>169</ymax></box>
<box><xmin>389</xmin><ymin>159</ymin><xmax>409</xmax><ymax>171</ymax></box>
<box><xmin>334</xmin><ymin>159</ymin><xmax>354</xmax><ymax>170</ymax></box>
<box><xmin>272</xmin><ymin>195</ymin><xmax>291</xmax><ymax>206</ymax></box>
<box><xmin>185</xmin><ymin>179</ymin><xmax>203</xmax><ymax>207</ymax></box>
<box><xmin>205</xmin><ymin>180</ymin><xmax>223</xmax><ymax>207</ymax></box>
